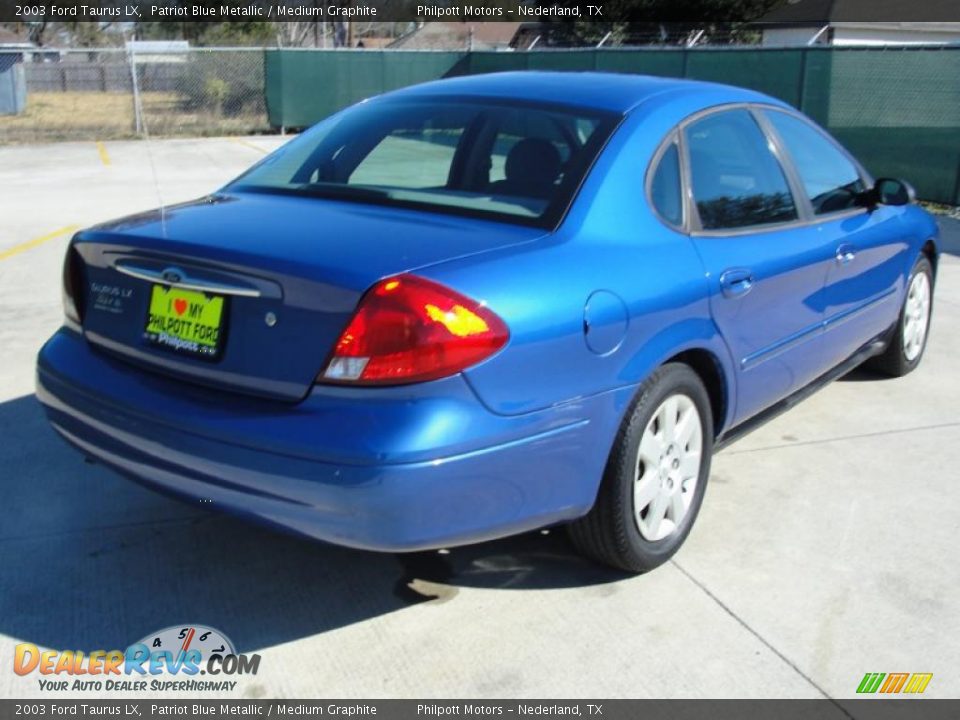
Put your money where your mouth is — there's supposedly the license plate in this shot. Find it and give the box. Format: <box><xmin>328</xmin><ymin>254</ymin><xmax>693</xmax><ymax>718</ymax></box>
<box><xmin>144</xmin><ymin>285</ymin><xmax>226</xmax><ymax>359</ymax></box>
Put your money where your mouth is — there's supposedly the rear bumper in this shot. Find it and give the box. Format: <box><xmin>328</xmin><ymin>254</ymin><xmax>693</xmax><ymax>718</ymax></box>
<box><xmin>37</xmin><ymin>328</ymin><xmax>627</xmax><ymax>551</ymax></box>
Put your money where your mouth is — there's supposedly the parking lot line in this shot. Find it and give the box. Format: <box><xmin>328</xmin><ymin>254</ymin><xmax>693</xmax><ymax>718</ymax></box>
<box><xmin>0</xmin><ymin>225</ymin><xmax>79</xmax><ymax>262</ymax></box>
<box><xmin>96</xmin><ymin>141</ymin><xmax>111</xmax><ymax>166</ymax></box>
<box><xmin>230</xmin><ymin>137</ymin><xmax>269</xmax><ymax>155</ymax></box>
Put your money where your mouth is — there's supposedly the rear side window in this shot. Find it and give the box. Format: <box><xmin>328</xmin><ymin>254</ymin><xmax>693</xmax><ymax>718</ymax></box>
<box><xmin>765</xmin><ymin>110</ymin><xmax>866</xmax><ymax>215</ymax></box>
<box><xmin>650</xmin><ymin>141</ymin><xmax>683</xmax><ymax>227</ymax></box>
<box><xmin>685</xmin><ymin>109</ymin><xmax>797</xmax><ymax>231</ymax></box>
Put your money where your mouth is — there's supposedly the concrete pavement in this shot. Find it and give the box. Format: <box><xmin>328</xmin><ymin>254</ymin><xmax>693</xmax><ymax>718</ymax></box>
<box><xmin>0</xmin><ymin>137</ymin><xmax>958</xmax><ymax>700</ymax></box>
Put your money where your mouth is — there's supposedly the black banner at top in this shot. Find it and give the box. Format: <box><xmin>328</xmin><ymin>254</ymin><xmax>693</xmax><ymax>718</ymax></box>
<box><xmin>1</xmin><ymin>0</ymin><xmax>960</xmax><ymax>23</ymax></box>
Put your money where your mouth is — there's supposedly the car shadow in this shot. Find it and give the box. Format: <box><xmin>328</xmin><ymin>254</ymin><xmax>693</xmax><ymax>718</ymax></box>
<box><xmin>0</xmin><ymin>393</ymin><xmax>627</xmax><ymax>655</ymax></box>
<box><xmin>836</xmin><ymin>365</ymin><xmax>890</xmax><ymax>383</ymax></box>
<box><xmin>935</xmin><ymin>216</ymin><xmax>960</xmax><ymax>259</ymax></box>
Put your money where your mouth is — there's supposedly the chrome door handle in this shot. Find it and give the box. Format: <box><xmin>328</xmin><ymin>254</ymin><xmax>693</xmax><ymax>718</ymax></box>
<box><xmin>836</xmin><ymin>245</ymin><xmax>856</xmax><ymax>265</ymax></box>
<box><xmin>719</xmin><ymin>268</ymin><xmax>754</xmax><ymax>298</ymax></box>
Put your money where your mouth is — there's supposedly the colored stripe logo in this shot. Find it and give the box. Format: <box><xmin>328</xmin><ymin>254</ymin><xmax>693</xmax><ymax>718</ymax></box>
<box><xmin>857</xmin><ymin>672</ymin><xmax>932</xmax><ymax>694</ymax></box>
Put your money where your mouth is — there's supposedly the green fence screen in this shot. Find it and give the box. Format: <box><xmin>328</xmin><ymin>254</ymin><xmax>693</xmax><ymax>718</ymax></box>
<box><xmin>265</xmin><ymin>47</ymin><xmax>960</xmax><ymax>205</ymax></box>
<box><xmin>265</xmin><ymin>50</ymin><xmax>467</xmax><ymax>128</ymax></box>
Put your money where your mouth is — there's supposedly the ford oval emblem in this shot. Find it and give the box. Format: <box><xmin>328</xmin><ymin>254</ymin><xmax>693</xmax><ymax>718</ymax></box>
<box><xmin>161</xmin><ymin>268</ymin><xmax>183</xmax><ymax>284</ymax></box>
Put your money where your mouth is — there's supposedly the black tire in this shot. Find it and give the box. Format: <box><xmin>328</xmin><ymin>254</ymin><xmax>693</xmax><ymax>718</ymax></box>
<box><xmin>568</xmin><ymin>363</ymin><xmax>714</xmax><ymax>573</ymax></box>
<box><xmin>867</xmin><ymin>255</ymin><xmax>934</xmax><ymax>378</ymax></box>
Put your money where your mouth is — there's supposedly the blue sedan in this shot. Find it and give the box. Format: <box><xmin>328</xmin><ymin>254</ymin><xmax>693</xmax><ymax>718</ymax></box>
<box><xmin>37</xmin><ymin>72</ymin><xmax>938</xmax><ymax>572</ymax></box>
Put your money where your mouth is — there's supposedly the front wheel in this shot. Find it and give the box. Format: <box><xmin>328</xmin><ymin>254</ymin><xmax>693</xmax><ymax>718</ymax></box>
<box><xmin>568</xmin><ymin>363</ymin><xmax>713</xmax><ymax>573</ymax></box>
<box><xmin>868</xmin><ymin>255</ymin><xmax>934</xmax><ymax>377</ymax></box>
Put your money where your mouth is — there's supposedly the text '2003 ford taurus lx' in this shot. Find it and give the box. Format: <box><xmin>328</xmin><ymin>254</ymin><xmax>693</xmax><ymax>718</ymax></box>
<box><xmin>37</xmin><ymin>72</ymin><xmax>938</xmax><ymax>572</ymax></box>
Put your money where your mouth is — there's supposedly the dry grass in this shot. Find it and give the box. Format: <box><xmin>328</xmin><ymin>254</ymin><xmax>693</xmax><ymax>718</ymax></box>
<box><xmin>0</xmin><ymin>91</ymin><xmax>270</xmax><ymax>144</ymax></box>
<box><xmin>0</xmin><ymin>92</ymin><xmax>137</xmax><ymax>141</ymax></box>
<box><xmin>920</xmin><ymin>201</ymin><xmax>960</xmax><ymax>219</ymax></box>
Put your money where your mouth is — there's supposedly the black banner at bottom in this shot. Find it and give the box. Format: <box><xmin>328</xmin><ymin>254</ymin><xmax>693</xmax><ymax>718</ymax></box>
<box><xmin>2</xmin><ymin>700</ymin><xmax>960</xmax><ymax>720</ymax></box>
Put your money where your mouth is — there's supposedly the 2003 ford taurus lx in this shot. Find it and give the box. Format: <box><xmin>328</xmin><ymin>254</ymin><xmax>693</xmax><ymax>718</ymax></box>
<box><xmin>37</xmin><ymin>72</ymin><xmax>938</xmax><ymax>572</ymax></box>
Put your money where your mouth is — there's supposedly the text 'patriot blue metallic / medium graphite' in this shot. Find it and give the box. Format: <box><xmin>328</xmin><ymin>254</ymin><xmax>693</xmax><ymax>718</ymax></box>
<box><xmin>37</xmin><ymin>72</ymin><xmax>939</xmax><ymax>572</ymax></box>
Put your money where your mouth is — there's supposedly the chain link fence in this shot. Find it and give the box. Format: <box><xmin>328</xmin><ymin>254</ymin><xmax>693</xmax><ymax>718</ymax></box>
<box><xmin>2</xmin><ymin>43</ymin><xmax>958</xmax><ymax>204</ymax></box>
<box><xmin>0</xmin><ymin>48</ymin><xmax>269</xmax><ymax>143</ymax></box>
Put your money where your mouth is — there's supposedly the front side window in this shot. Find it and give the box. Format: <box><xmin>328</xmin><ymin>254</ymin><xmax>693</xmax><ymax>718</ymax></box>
<box><xmin>764</xmin><ymin>110</ymin><xmax>866</xmax><ymax>215</ymax></box>
<box><xmin>228</xmin><ymin>98</ymin><xmax>618</xmax><ymax>228</ymax></box>
<box><xmin>685</xmin><ymin>109</ymin><xmax>797</xmax><ymax>231</ymax></box>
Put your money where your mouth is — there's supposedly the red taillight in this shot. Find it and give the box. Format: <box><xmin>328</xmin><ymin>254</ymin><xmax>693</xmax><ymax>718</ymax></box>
<box><xmin>320</xmin><ymin>274</ymin><xmax>509</xmax><ymax>385</ymax></box>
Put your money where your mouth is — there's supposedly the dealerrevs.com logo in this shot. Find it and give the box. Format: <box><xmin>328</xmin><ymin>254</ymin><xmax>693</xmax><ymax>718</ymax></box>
<box><xmin>14</xmin><ymin>625</ymin><xmax>261</xmax><ymax>693</ymax></box>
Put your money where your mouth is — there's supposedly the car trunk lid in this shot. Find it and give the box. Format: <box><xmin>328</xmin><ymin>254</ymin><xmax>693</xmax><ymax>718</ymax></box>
<box><xmin>73</xmin><ymin>192</ymin><xmax>544</xmax><ymax>401</ymax></box>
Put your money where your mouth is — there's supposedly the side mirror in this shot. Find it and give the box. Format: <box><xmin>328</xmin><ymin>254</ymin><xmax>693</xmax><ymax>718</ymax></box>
<box><xmin>873</xmin><ymin>177</ymin><xmax>916</xmax><ymax>206</ymax></box>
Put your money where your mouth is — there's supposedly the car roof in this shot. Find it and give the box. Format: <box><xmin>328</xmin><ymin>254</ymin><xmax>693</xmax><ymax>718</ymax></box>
<box><xmin>383</xmin><ymin>71</ymin><xmax>783</xmax><ymax>115</ymax></box>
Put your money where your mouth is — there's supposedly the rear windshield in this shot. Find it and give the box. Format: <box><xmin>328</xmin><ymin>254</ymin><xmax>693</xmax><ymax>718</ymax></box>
<box><xmin>227</xmin><ymin>97</ymin><xmax>620</xmax><ymax>228</ymax></box>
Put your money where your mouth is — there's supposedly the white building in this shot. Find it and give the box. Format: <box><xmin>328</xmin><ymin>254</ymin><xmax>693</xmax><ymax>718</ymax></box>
<box><xmin>757</xmin><ymin>1</ymin><xmax>960</xmax><ymax>46</ymax></box>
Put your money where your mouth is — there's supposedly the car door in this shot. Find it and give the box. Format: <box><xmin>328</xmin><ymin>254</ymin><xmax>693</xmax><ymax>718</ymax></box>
<box><xmin>761</xmin><ymin>108</ymin><xmax>908</xmax><ymax>368</ymax></box>
<box><xmin>682</xmin><ymin>107</ymin><xmax>835</xmax><ymax>425</ymax></box>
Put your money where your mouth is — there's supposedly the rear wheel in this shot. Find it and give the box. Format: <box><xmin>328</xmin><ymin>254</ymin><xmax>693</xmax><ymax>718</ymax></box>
<box><xmin>868</xmin><ymin>256</ymin><xmax>933</xmax><ymax>377</ymax></box>
<box><xmin>568</xmin><ymin>363</ymin><xmax>713</xmax><ymax>573</ymax></box>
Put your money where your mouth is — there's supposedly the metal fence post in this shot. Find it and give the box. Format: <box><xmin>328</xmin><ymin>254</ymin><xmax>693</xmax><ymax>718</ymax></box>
<box><xmin>127</xmin><ymin>46</ymin><xmax>143</xmax><ymax>136</ymax></box>
<box><xmin>954</xmin><ymin>155</ymin><xmax>960</xmax><ymax>206</ymax></box>
<box><xmin>797</xmin><ymin>47</ymin><xmax>808</xmax><ymax>112</ymax></box>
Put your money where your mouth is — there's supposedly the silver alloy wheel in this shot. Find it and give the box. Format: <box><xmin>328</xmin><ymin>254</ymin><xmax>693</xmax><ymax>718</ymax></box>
<box><xmin>633</xmin><ymin>393</ymin><xmax>703</xmax><ymax>542</ymax></box>
<box><xmin>903</xmin><ymin>271</ymin><xmax>931</xmax><ymax>362</ymax></box>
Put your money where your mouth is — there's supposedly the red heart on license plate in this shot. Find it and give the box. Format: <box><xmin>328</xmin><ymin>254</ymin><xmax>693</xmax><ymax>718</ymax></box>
<box><xmin>174</xmin><ymin>299</ymin><xmax>188</xmax><ymax>316</ymax></box>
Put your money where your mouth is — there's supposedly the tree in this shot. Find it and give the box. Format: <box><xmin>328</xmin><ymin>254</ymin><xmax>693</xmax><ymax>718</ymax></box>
<box><xmin>134</xmin><ymin>21</ymin><xmax>275</xmax><ymax>46</ymax></box>
<box><xmin>534</xmin><ymin>0</ymin><xmax>782</xmax><ymax>46</ymax></box>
